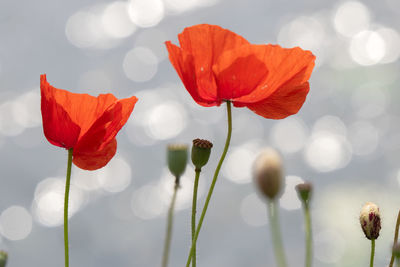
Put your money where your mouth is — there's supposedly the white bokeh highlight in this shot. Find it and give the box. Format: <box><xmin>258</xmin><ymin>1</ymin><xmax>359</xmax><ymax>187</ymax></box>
<box><xmin>131</xmin><ymin>167</ymin><xmax>204</xmax><ymax>220</ymax></box>
<box><xmin>0</xmin><ymin>206</ymin><xmax>32</xmax><ymax>241</ymax></box>
<box><xmin>123</xmin><ymin>47</ymin><xmax>158</xmax><ymax>82</ymax></box>
<box><xmin>102</xmin><ymin>1</ymin><xmax>136</xmax><ymax>39</ymax></box>
<box><xmin>128</xmin><ymin>0</ymin><xmax>164</xmax><ymax>28</ymax></box>
<box><xmin>32</xmin><ymin>177</ymin><xmax>85</xmax><ymax>227</ymax></box>
<box><xmin>270</xmin><ymin>117</ymin><xmax>308</xmax><ymax>154</ymax></box>
<box><xmin>349</xmin><ymin>31</ymin><xmax>386</xmax><ymax>66</ymax></box>
<box><xmin>333</xmin><ymin>1</ymin><xmax>370</xmax><ymax>38</ymax></box>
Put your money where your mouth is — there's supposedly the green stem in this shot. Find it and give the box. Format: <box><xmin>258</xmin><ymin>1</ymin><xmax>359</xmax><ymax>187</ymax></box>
<box><xmin>162</xmin><ymin>178</ymin><xmax>179</xmax><ymax>267</ymax></box>
<box><xmin>370</xmin><ymin>239</ymin><xmax>375</xmax><ymax>267</ymax></box>
<box><xmin>64</xmin><ymin>148</ymin><xmax>73</xmax><ymax>267</ymax></box>
<box><xmin>389</xmin><ymin>210</ymin><xmax>400</xmax><ymax>267</ymax></box>
<box><xmin>191</xmin><ymin>169</ymin><xmax>201</xmax><ymax>267</ymax></box>
<box><xmin>267</xmin><ymin>200</ymin><xmax>287</xmax><ymax>267</ymax></box>
<box><xmin>304</xmin><ymin>203</ymin><xmax>312</xmax><ymax>267</ymax></box>
<box><xmin>185</xmin><ymin>101</ymin><xmax>233</xmax><ymax>267</ymax></box>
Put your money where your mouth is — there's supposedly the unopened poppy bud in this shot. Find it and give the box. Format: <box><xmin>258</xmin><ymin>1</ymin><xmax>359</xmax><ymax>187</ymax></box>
<box><xmin>191</xmin><ymin>138</ymin><xmax>213</xmax><ymax>171</ymax></box>
<box><xmin>0</xmin><ymin>251</ymin><xmax>7</xmax><ymax>267</ymax></box>
<box><xmin>167</xmin><ymin>144</ymin><xmax>188</xmax><ymax>181</ymax></box>
<box><xmin>253</xmin><ymin>148</ymin><xmax>284</xmax><ymax>200</ymax></box>
<box><xmin>359</xmin><ymin>202</ymin><xmax>381</xmax><ymax>240</ymax></box>
<box><xmin>296</xmin><ymin>182</ymin><xmax>313</xmax><ymax>205</ymax></box>
<box><xmin>393</xmin><ymin>242</ymin><xmax>400</xmax><ymax>259</ymax></box>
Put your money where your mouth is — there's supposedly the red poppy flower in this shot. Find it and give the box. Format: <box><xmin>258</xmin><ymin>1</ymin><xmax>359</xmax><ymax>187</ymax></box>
<box><xmin>165</xmin><ymin>24</ymin><xmax>316</xmax><ymax>119</ymax></box>
<box><xmin>40</xmin><ymin>74</ymin><xmax>138</xmax><ymax>170</ymax></box>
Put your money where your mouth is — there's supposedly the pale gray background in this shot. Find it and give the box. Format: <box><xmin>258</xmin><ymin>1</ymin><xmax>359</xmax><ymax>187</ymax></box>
<box><xmin>1</xmin><ymin>0</ymin><xmax>400</xmax><ymax>266</ymax></box>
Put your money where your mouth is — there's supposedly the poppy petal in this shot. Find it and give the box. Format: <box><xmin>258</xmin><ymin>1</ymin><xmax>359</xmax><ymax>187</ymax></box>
<box><xmin>41</xmin><ymin>75</ymin><xmax>81</xmax><ymax>149</ymax></box>
<box><xmin>165</xmin><ymin>41</ymin><xmax>216</xmax><ymax>106</ymax></box>
<box><xmin>245</xmin><ymin>72</ymin><xmax>311</xmax><ymax>119</ymax></box>
<box><xmin>73</xmin><ymin>138</ymin><xmax>117</xmax><ymax>171</ymax></box>
<box><xmin>212</xmin><ymin>45</ymin><xmax>269</xmax><ymax>100</ymax></box>
<box><xmin>177</xmin><ymin>24</ymin><xmax>249</xmax><ymax>102</ymax></box>
<box><xmin>74</xmin><ymin>96</ymin><xmax>138</xmax><ymax>154</ymax></box>
<box><xmin>40</xmin><ymin>75</ymin><xmax>118</xmax><ymax>137</ymax></box>
<box><xmin>233</xmin><ymin>45</ymin><xmax>315</xmax><ymax>104</ymax></box>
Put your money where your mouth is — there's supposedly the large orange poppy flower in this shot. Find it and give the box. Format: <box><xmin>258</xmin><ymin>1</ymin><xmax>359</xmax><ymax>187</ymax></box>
<box><xmin>40</xmin><ymin>74</ymin><xmax>138</xmax><ymax>170</ymax></box>
<box><xmin>165</xmin><ymin>24</ymin><xmax>316</xmax><ymax>119</ymax></box>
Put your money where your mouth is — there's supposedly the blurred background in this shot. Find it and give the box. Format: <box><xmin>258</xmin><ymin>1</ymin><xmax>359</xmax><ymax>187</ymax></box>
<box><xmin>0</xmin><ymin>0</ymin><xmax>400</xmax><ymax>266</ymax></box>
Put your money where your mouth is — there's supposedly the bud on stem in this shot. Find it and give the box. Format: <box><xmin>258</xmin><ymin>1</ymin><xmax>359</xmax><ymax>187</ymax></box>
<box><xmin>296</xmin><ymin>182</ymin><xmax>313</xmax><ymax>207</ymax></box>
<box><xmin>360</xmin><ymin>202</ymin><xmax>381</xmax><ymax>240</ymax></box>
<box><xmin>167</xmin><ymin>144</ymin><xmax>188</xmax><ymax>184</ymax></box>
<box><xmin>0</xmin><ymin>251</ymin><xmax>7</xmax><ymax>267</ymax></box>
<box><xmin>393</xmin><ymin>242</ymin><xmax>400</xmax><ymax>259</ymax></box>
<box><xmin>253</xmin><ymin>148</ymin><xmax>284</xmax><ymax>200</ymax></box>
<box><xmin>191</xmin><ymin>139</ymin><xmax>213</xmax><ymax>171</ymax></box>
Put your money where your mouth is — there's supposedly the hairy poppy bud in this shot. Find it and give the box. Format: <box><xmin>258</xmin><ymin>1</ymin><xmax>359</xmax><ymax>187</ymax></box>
<box><xmin>0</xmin><ymin>251</ymin><xmax>7</xmax><ymax>267</ymax></box>
<box><xmin>253</xmin><ymin>148</ymin><xmax>284</xmax><ymax>200</ymax></box>
<box><xmin>359</xmin><ymin>202</ymin><xmax>381</xmax><ymax>240</ymax></box>
<box><xmin>167</xmin><ymin>144</ymin><xmax>188</xmax><ymax>181</ymax></box>
<box><xmin>393</xmin><ymin>242</ymin><xmax>400</xmax><ymax>259</ymax></box>
<box><xmin>296</xmin><ymin>182</ymin><xmax>313</xmax><ymax>205</ymax></box>
<box><xmin>191</xmin><ymin>138</ymin><xmax>213</xmax><ymax>171</ymax></box>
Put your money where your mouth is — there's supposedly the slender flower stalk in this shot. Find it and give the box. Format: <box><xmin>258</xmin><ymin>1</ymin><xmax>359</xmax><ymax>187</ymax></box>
<box><xmin>162</xmin><ymin>177</ymin><xmax>180</xmax><ymax>267</ymax></box>
<box><xmin>186</xmin><ymin>101</ymin><xmax>232</xmax><ymax>267</ymax></box>
<box><xmin>191</xmin><ymin>169</ymin><xmax>200</xmax><ymax>267</ymax></box>
<box><xmin>253</xmin><ymin>148</ymin><xmax>286</xmax><ymax>267</ymax></box>
<box><xmin>190</xmin><ymin>138</ymin><xmax>213</xmax><ymax>267</ymax></box>
<box><xmin>389</xmin><ymin>211</ymin><xmax>400</xmax><ymax>267</ymax></box>
<box><xmin>64</xmin><ymin>148</ymin><xmax>73</xmax><ymax>267</ymax></box>
<box><xmin>163</xmin><ymin>144</ymin><xmax>187</xmax><ymax>267</ymax></box>
<box><xmin>296</xmin><ymin>182</ymin><xmax>313</xmax><ymax>267</ymax></box>
<box><xmin>267</xmin><ymin>200</ymin><xmax>287</xmax><ymax>267</ymax></box>
<box><xmin>303</xmin><ymin>202</ymin><xmax>312</xmax><ymax>267</ymax></box>
<box><xmin>370</xmin><ymin>239</ymin><xmax>375</xmax><ymax>267</ymax></box>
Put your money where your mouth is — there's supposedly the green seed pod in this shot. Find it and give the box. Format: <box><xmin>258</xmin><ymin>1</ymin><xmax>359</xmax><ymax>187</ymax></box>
<box><xmin>0</xmin><ymin>251</ymin><xmax>8</xmax><ymax>267</ymax></box>
<box><xmin>253</xmin><ymin>148</ymin><xmax>284</xmax><ymax>200</ymax></box>
<box><xmin>296</xmin><ymin>182</ymin><xmax>313</xmax><ymax>205</ymax></box>
<box><xmin>191</xmin><ymin>139</ymin><xmax>213</xmax><ymax>171</ymax></box>
<box><xmin>359</xmin><ymin>202</ymin><xmax>381</xmax><ymax>240</ymax></box>
<box><xmin>167</xmin><ymin>144</ymin><xmax>188</xmax><ymax>180</ymax></box>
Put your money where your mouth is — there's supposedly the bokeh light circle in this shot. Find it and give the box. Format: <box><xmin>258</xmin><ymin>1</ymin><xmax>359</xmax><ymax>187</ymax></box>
<box><xmin>0</xmin><ymin>206</ymin><xmax>32</xmax><ymax>241</ymax></box>
<box><xmin>123</xmin><ymin>47</ymin><xmax>158</xmax><ymax>82</ymax></box>
<box><xmin>334</xmin><ymin>1</ymin><xmax>370</xmax><ymax>38</ymax></box>
<box><xmin>128</xmin><ymin>0</ymin><xmax>164</xmax><ymax>28</ymax></box>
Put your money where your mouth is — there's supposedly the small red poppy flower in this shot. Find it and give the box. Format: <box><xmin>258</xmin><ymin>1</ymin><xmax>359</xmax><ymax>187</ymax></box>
<box><xmin>165</xmin><ymin>24</ymin><xmax>316</xmax><ymax>119</ymax></box>
<box><xmin>40</xmin><ymin>74</ymin><xmax>138</xmax><ymax>170</ymax></box>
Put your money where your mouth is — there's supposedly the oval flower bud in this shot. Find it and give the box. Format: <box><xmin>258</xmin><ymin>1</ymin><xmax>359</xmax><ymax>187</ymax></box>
<box><xmin>359</xmin><ymin>202</ymin><xmax>381</xmax><ymax>240</ymax></box>
<box><xmin>253</xmin><ymin>148</ymin><xmax>284</xmax><ymax>200</ymax></box>
<box><xmin>191</xmin><ymin>138</ymin><xmax>213</xmax><ymax>171</ymax></box>
<box><xmin>167</xmin><ymin>144</ymin><xmax>188</xmax><ymax>180</ymax></box>
<box><xmin>0</xmin><ymin>251</ymin><xmax>7</xmax><ymax>267</ymax></box>
<box><xmin>296</xmin><ymin>182</ymin><xmax>313</xmax><ymax>205</ymax></box>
